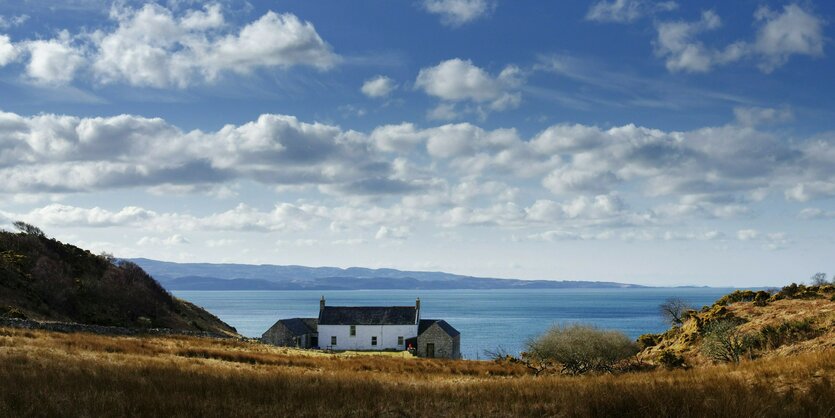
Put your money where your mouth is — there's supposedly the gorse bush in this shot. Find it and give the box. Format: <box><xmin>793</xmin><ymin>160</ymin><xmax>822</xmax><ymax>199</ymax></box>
<box><xmin>524</xmin><ymin>323</ymin><xmax>639</xmax><ymax>375</ymax></box>
<box><xmin>700</xmin><ymin>319</ymin><xmax>753</xmax><ymax>364</ymax></box>
<box><xmin>637</xmin><ymin>333</ymin><xmax>661</xmax><ymax>349</ymax></box>
<box><xmin>756</xmin><ymin>319</ymin><xmax>820</xmax><ymax>351</ymax></box>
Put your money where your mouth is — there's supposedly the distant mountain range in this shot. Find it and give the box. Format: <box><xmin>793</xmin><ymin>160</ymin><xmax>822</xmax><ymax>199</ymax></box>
<box><xmin>130</xmin><ymin>258</ymin><xmax>648</xmax><ymax>291</ymax></box>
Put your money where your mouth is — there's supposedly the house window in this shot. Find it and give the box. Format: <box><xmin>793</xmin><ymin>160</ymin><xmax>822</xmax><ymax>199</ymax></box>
<box><xmin>397</xmin><ymin>336</ymin><xmax>404</xmax><ymax>345</ymax></box>
<box><xmin>331</xmin><ymin>336</ymin><xmax>337</xmax><ymax>346</ymax></box>
<box><xmin>350</xmin><ymin>325</ymin><xmax>356</xmax><ymax>336</ymax></box>
<box><xmin>371</xmin><ymin>336</ymin><xmax>378</xmax><ymax>346</ymax></box>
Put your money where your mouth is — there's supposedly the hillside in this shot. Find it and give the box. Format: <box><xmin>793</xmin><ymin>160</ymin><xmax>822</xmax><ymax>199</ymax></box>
<box><xmin>639</xmin><ymin>285</ymin><xmax>835</xmax><ymax>366</ymax></box>
<box><xmin>0</xmin><ymin>224</ymin><xmax>236</xmax><ymax>336</ymax></box>
<box><xmin>131</xmin><ymin>258</ymin><xmax>647</xmax><ymax>290</ymax></box>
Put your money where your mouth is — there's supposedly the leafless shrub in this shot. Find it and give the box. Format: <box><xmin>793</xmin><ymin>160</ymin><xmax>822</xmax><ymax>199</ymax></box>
<box><xmin>524</xmin><ymin>323</ymin><xmax>639</xmax><ymax>375</ymax></box>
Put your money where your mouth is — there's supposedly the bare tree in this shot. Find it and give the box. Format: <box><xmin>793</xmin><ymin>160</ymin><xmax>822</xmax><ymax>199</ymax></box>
<box><xmin>810</xmin><ymin>272</ymin><xmax>828</xmax><ymax>286</ymax></box>
<box><xmin>659</xmin><ymin>297</ymin><xmax>693</xmax><ymax>326</ymax></box>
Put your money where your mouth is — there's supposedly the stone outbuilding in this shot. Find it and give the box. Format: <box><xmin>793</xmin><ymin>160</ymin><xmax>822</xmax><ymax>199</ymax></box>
<box><xmin>261</xmin><ymin>317</ymin><xmax>318</xmax><ymax>348</ymax></box>
<box><xmin>416</xmin><ymin>319</ymin><xmax>461</xmax><ymax>359</ymax></box>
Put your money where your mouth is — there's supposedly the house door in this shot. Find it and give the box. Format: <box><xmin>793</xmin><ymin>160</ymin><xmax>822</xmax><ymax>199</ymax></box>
<box><xmin>426</xmin><ymin>343</ymin><xmax>435</xmax><ymax>358</ymax></box>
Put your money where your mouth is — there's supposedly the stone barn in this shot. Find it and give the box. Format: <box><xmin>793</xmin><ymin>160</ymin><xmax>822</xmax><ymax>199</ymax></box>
<box><xmin>416</xmin><ymin>319</ymin><xmax>460</xmax><ymax>359</ymax></box>
<box><xmin>261</xmin><ymin>317</ymin><xmax>318</xmax><ymax>348</ymax></box>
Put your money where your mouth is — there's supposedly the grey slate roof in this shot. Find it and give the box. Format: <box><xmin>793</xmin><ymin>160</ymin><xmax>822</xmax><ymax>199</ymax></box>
<box><xmin>277</xmin><ymin>317</ymin><xmax>317</xmax><ymax>335</ymax></box>
<box><xmin>418</xmin><ymin>319</ymin><xmax>460</xmax><ymax>337</ymax></box>
<box><xmin>318</xmin><ymin>306</ymin><xmax>418</xmax><ymax>325</ymax></box>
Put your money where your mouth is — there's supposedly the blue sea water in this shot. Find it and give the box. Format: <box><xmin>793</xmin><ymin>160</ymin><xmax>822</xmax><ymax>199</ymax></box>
<box><xmin>172</xmin><ymin>288</ymin><xmax>734</xmax><ymax>360</ymax></box>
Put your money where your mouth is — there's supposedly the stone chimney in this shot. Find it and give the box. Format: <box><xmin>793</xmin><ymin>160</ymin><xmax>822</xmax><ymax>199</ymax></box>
<box><xmin>320</xmin><ymin>296</ymin><xmax>326</xmax><ymax>313</ymax></box>
<box><xmin>415</xmin><ymin>297</ymin><xmax>421</xmax><ymax>322</ymax></box>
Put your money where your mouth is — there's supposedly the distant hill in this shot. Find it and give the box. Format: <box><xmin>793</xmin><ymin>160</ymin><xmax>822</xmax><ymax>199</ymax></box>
<box><xmin>129</xmin><ymin>258</ymin><xmax>647</xmax><ymax>291</ymax></box>
<box><xmin>0</xmin><ymin>225</ymin><xmax>237</xmax><ymax>335</ymax></box>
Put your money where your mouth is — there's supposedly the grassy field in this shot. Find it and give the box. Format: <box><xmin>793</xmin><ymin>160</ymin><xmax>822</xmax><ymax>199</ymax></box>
<box><xmin>1</xmin><ymin>327</ymin><xmax>833</xmax><ymax>417</ymax></box>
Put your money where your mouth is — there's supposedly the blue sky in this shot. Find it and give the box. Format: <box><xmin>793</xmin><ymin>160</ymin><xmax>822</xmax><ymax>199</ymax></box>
<box><xmin>1</xmin><ymin>0</ymin><xmax>833</xmax><ymax>286</ymax></box>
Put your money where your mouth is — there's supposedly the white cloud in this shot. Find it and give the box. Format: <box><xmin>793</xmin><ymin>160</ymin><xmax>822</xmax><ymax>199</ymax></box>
<box><xmin>0</xmin><ymin>14</ymin><xmax>29</xmax><ymax>29</ymax></box>
<box><xmin>361</xmin><ymin>75</ymin><xmax>397</xmax><ymax>98</ymax></box>
<box><xmin>138</xmin><ymin>234</ymin><xmax>189</xmax><ymax>246</ymax></box>
<box><xmin>415</xmin><ymin>59</ymin><xmax>522</xmax><ymax>114</ymax></box>
<box><xmin>0</xmin><ymin>34</ymin><xmax>19</xmax><ymax>66</ymax></box>
<box><xmin>422</xmin><ymin>0</ymin><xmax>495</xmax><ymax>27</ymax></box>
<box><xmin>797</xmin><ymin>208</ymin><xmax>835</xmax><ymax>220</ymax></box>
<box><xmin>24</xmin><ymin>32</ymin><xmax>85</xmax><ymax>84</ymax></box>
<box><xmin>375</xmin><ymin>225</ymin><xmax>411</xmax><ymax>240</ymax></box>
<box><xmin>180</xmin><ymin>4</ymin><xmax>225</xmax><ymax>30</ymax></box>
<box><xmin>200</xmin><ymin>10</ymin><xmax>337</xmax><ymax>76</ymax></box>
<box><xmin>0</xmin><ymin>4</ymin><xmax>340</xmax><ymax>88</ymax></box>
<box><xmin>785</xmin><ymin>182</ymin><xmax>835</xmax><ymax>202</ymax></box>
<box><xmin>736</xmin><ymin>229</ymin><xmax>759</xmax><ymax>240</ymax></box>
<box><xmin>0</xmin><ymin>110</ymin><xmax>397</xmax><ymax>194</ymax></box>
<box><xmin>733</xmin><ymin>106</ymin><xmax>793</xmax><ymax>127</ymax></box>
<box><xmin>426</xmin><ymin>103</ymin><xmax>460</xmax><ymax>121</ymax></box>
<box><xmin>754</xmin><ymin>4</ymin><xmax>825</xmax><ymax>72</ymax></box>
<box><xmin>654</xmin><ymin>10</ymin><xmax>743</xmax><ymax>73</ymax></box>
<box><xmin>5</xmin><ymin>204</ymin><xmax>155</xmax><ymax>227</ymax></box>
<box><xmin>654</xmin><ymin>5</ymin><xmax>824</xmax><ymax>73</ymax></box>
<box><xmin>586</xmin><ymin>0</ymin><xmax>677</xmax><ymax>23</ymax></box>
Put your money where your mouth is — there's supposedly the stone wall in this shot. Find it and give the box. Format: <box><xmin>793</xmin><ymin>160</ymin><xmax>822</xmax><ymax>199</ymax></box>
<box><xmin>0</xmin><ymin>318</ymin><xmax>232</xmax><ymax>339</ymax></box>
<box><xmin>417</xmin><ymin>323</ymin><xmax>460</xmax><ymax>359</ymax></box>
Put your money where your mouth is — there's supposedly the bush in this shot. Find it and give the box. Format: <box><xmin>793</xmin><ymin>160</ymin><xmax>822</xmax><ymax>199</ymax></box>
<box><xmin>756</xmin><ymin>319</ymin><xmax>820</xmax><ymax>350</ymax></box>
<box><xmin>658</xmin><ymin>350</ymin><xmax>685</xmax><ymax>369</ymax></box>
<box><xmin>637</xmin><ymin>333</ymin><xmax>661</xmax><ymax>350</ymax></box>
<box><xmin>701</xmin><ymin>319</ymin><xmax>753</xmax><ymax>364</ymax></box>
<box><xmin>524</xmin><ymin>324</ymin><xmax>639</xmax><ymax>375</ymax></box>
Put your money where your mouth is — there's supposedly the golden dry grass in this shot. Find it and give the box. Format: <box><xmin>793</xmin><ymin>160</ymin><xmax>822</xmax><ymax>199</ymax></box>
<box><xmin>1</xmin><ymin>327</ymin><xmax>833</xmax><ymax>417</ymax></box>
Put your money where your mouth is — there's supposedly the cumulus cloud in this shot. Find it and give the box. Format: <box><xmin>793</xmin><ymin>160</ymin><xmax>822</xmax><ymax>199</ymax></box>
<box><xmin>2</xmin><ymin>107</ymin><xmax>835</xmax><ymax>237</ymax></box>
<box><xmin>91</xmin><ymin>4</ymin><xmax>337</xmax><ymax>87</ymax></box>
<box><xmin>797</xmin><ymin>208</ymin><xmax>835</xmax><ymax>220</ymax></box>
<box><xmin>415</xmin><ymin>58</ymin><xmax>522</xmax><ymax>114</ymax></box>
<box><xmin>375</xmin><ymin>225</ymin><xmax>411</xmax><ymax>240</ymax></box>
<box><xmin>733</xmin><ymin>106</ymin><xmax>793</xmax><ymax>127</ymax></box>
<box><xmin>654</xmin><ymin>10</ymin><xmax>744</xmax><ymax>73</ymax></box>
<box><xmin>0</xmin><ymin>110</ymin><xmax>399</xmax><ymax>194</ymax></box>
<box><xmin>0</xmin><ymin>14</ymin><xmax>28</xmax><ymax>29</ymax></box>
<box><xmin>586</xmin><ymin>0</ymin><xmax>677</xmax><ymax>23</ymax></box>
<box><xmin>422</xmin><ymin>0</ymin><xmax>495</xmax><ymax>27</ymax></box>
<box><xmin>361</xmin><ymin>75</ymin><xmax>397</xmax><ymax>98</ymax></box>
<box><xmin>0</xmin><ymin>4</ymin><xmax>337</xmax><ymax>87</ymax></box>
<box><xmin>753</xmin><ymin>4</ymin><xmax>825</xmax><ymax>73</ymax></box>
<box><xmin>23</xmin><ymin>32</ymin><xmax>85</xmax><ymax>84</ymax></box>
<box><xmin>1</xmin><ymin>202</ymin><xmax>319</xmax><ymax>233</ymax></box>
<box><xmin>0</xmin><ymin>34</ymin><xmax>18</xmax><ymax>66</ymax></box>
<box><xmin>735</xmin><ymin>229</ymin><xmax>791</xmax><ymax>250</ymax></box>
<box><xmin>654</xmin><ymin>5</ymin><xmax>825</xmax><ymax>73</ymax></box>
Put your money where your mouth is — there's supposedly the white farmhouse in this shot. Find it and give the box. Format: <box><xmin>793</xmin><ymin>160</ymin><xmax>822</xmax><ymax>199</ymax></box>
<box><xmin>262</xmin><ymin>296</ymin><xmax>461</xmax><ymax>359</ymax></box>
<box><xmin>317</xmin><ymin>297</ymin><xmax>418</xmax><ymax>351</ymax></box>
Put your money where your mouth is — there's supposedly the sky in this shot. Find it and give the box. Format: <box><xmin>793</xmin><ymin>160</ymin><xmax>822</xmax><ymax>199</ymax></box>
<box><xmin>0</xmin><ymin>0</ymin><xmax>834</xmax><ymax>287</ymax></box>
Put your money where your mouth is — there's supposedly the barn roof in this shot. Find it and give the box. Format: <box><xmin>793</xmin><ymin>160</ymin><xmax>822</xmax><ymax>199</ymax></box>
<box><xmin>274</xmin><ymin>317</ymin><xmax>317</xmax><ymax>335</ymax></box>
<box><xmin>318</xmin><ymin>306</ymin><xmax>418</xmax><ymax>325</ymax></box>
<box><xmin>418</xmin><ymin>319</ymin><xmax>460</xmax><ymax>337</ymax></box>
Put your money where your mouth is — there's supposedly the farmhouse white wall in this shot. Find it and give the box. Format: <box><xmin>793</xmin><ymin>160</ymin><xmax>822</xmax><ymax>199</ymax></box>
<box><xmin>318</xmin><ymin>324</ymin><xmax>417</xmax><ymax>350</ymax></box>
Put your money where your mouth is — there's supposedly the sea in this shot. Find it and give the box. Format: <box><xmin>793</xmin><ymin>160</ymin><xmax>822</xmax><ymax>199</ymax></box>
<box><xmin>172</xmin><ymin>288</ymin><xmax>734</xmax><ymax>360</ymax></box>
